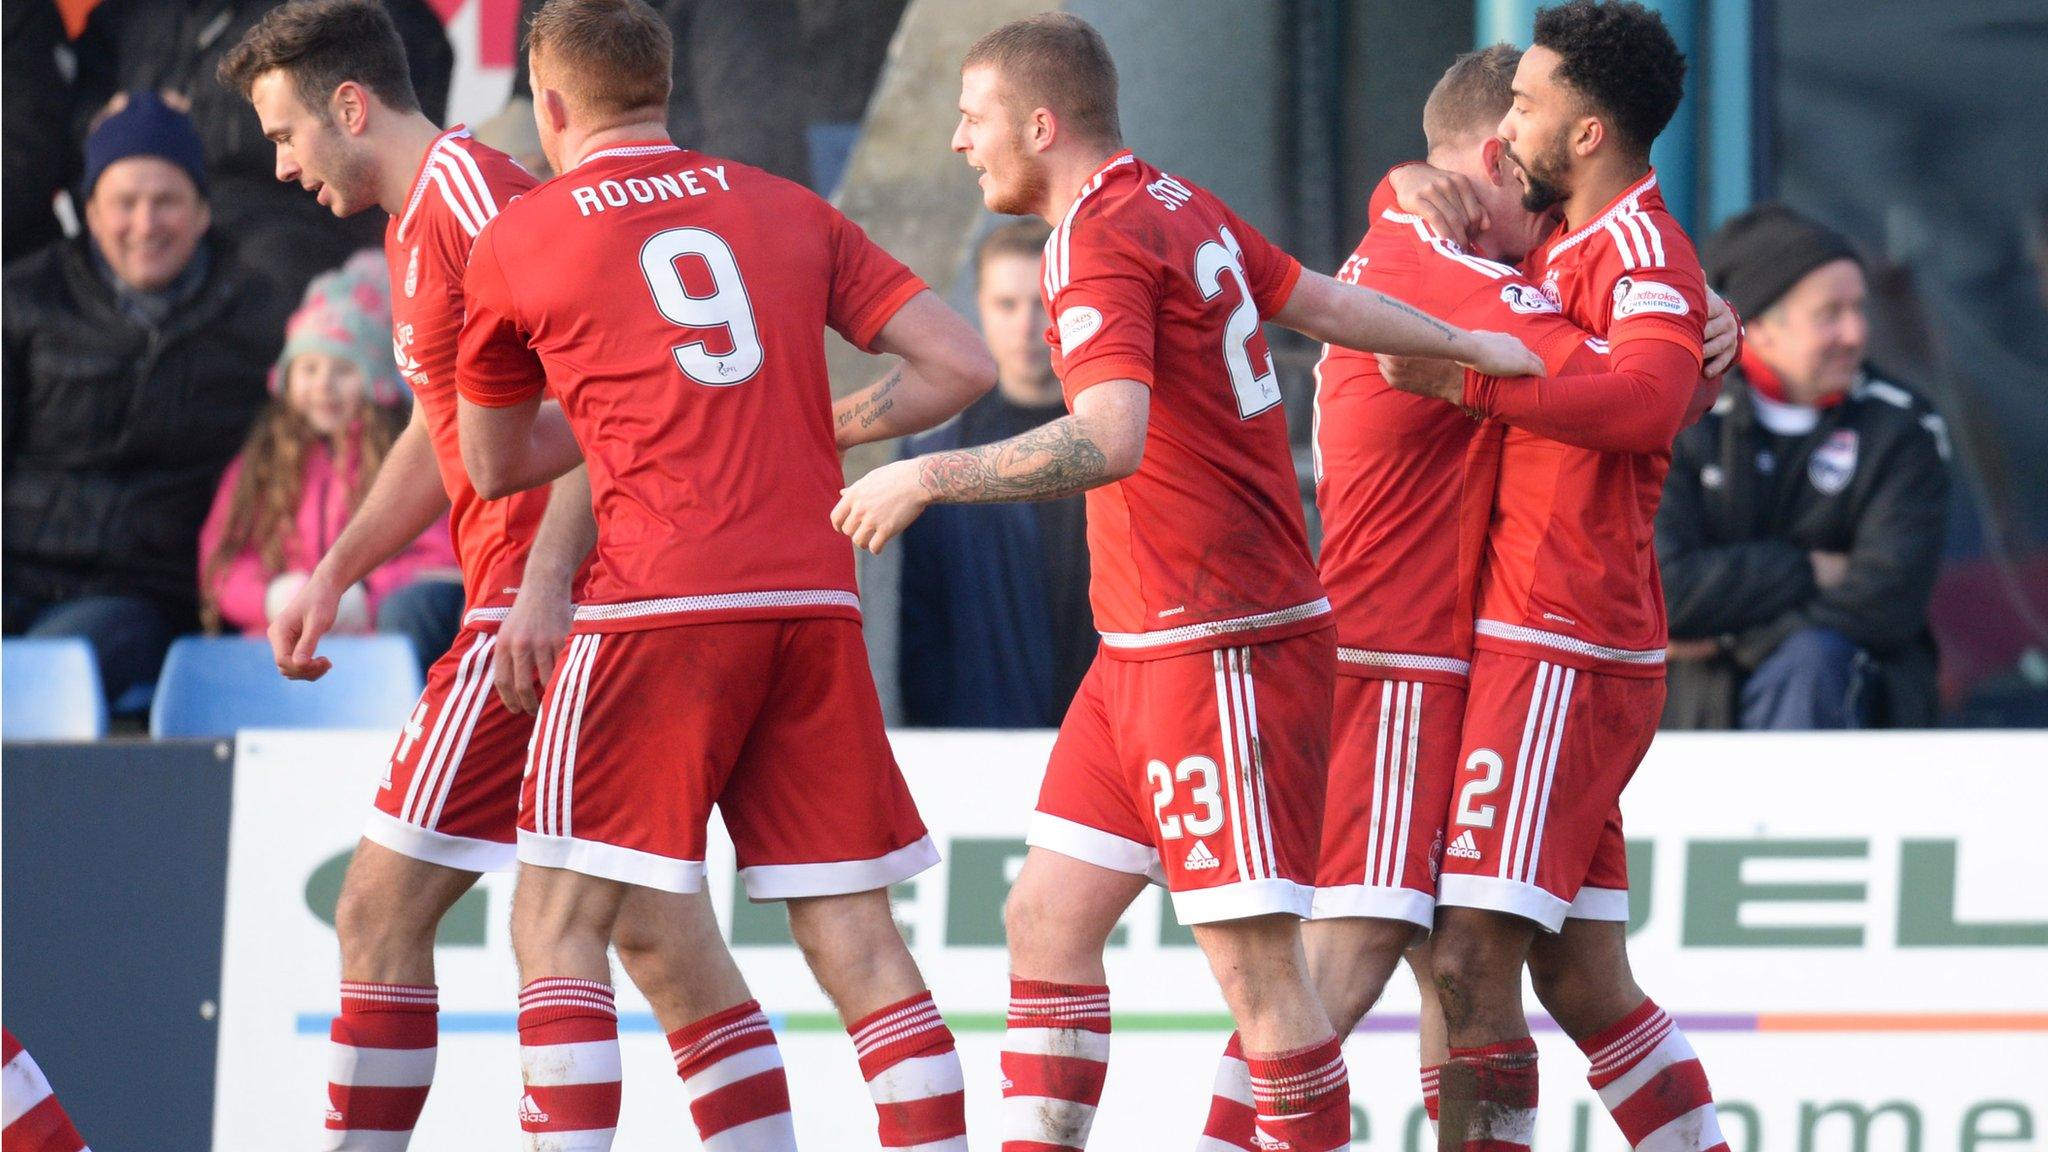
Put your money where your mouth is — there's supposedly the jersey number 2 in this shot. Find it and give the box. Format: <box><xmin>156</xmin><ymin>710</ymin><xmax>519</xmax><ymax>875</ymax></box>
<box><xmin>1194</xmin><ymin>226</ymin><xmax>1283</xmax><ymax>419</ymax></box>
<box><xmin>639</xmin><ymin>227</ymin><xmax>765</xmax><ymax>387</ymax></box>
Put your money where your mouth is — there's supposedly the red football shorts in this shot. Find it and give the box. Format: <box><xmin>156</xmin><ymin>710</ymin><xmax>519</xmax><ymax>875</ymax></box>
<box><xmin>1436</xmin><ymin>651</ymin><xmax>1661</xmax><ymax>931</ymax></box>
<box><xmin>1311</xmin><ymin>673</ymin><xmax>1464</xmax><ymax>927</ymax></box>
<box><xmin>516</xmin><ymin>617</ymin><xmax>936</xmax><ymax>896</ymax></box>
<box><xmin>365</xmin><ymin>627</ymin><xmax>526</xmax><ymax>872</ymax></box>
<box><xmin>1028</xmin><ymin>629</ymin><xmax>1335</xmax><ymax>925</ymax></box>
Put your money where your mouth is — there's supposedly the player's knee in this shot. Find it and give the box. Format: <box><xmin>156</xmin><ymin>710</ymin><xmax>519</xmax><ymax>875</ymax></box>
<box><xmin>335</xmin><ymin>869</ymin><xmax>429</xmax><ymax>959</ymax></box>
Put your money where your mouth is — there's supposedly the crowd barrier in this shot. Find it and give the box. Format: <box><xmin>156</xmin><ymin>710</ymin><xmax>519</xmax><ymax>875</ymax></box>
<box><xmin>6</xmin><ymin>730</ymin><xmax>2045</xmax><ymax>1150</ymax></box>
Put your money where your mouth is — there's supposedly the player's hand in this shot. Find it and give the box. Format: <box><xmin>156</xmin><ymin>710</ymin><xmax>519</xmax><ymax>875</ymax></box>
<box><xmin>1390</xmin><ymin>163</ymin><xmax>1487</xmax><ymax>245</ymax></box>
<box><xmin>1375</xmin><ymin>354</ymin><xmax>1465</xmax><ymax>403</ymax></box>
<box><xmin>1459</xmin><ymin>330</ymin><xmax>1545</xmax><ymax>379</ymax></box>
<box><xmin>1702</xmin><ymin>290</ymin><xmax>1739</xmax><ymax>378</ymax></box>
<box><xmin>832</xmin><ymin>458</ymin><xmax>931</xmax><ymax>554</ymax></box>
<box><xmin>492</xmin><ymin>581</ymin><xmax>573</xmax><ymax>714</ymax></box>
<box><xmin>269</xmin><ymin>571</ymin><xmax>341</xmax><ymax>681</ymax></box>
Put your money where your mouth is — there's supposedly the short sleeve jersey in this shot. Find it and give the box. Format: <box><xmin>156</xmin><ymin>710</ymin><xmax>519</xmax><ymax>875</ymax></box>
<box><xmin>384</xmin><ymin>127</ymin><xmax>545</xmax><ymax>622</ymax></box>
<box><xmin>1042</xmin><ymin>151</ymin><xmax>1326</xmax><ymax>660</ymax></box>
<box><xmin>457</xmin><ymin>143</ymin><xmax>925</xmax><ymax>632</ymax></box>
<box><xmin>1315</xmin><ymin>173</ymin><xmax>1597</xmax><ymax>685</ymax></box>
<box><xmin>1480</xmin><ymin>169</ymin><xmax>1708</xmax><ymax>675</ymax></box>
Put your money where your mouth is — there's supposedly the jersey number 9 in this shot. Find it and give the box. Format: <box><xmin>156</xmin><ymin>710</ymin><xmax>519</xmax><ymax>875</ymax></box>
<box><xmin>639</xmin><ymin>227</ymin><xmax>766</xmax><ymax>387</ymax></box>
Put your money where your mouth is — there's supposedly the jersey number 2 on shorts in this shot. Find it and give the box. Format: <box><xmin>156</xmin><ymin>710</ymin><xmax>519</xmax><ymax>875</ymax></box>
<box><xmin>1194</xmin><ymin>226</ymin><xmax>1283</xmax><ymax>420</ymax></box>
<box><xmin>1454</xmin><ymin>748</ymin><xmax>1505</xmax><ymax>828</ymax></box>
<box><xmin>639</xmin><ymin>226</ymin><xmax>765</xmax><ymax>387</ymax></box>
<box><xmin>1147</xmin><ymin>755</ymin><xmax>1225</xmax><ymax>840</ymax></box>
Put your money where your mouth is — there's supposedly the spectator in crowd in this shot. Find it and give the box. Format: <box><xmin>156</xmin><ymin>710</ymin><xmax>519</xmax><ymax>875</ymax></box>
<box><xmin>3</xmin><ymin>0</ymin><xmax>75</xmax><ymax>262</ymax></box>
<box><xmin>511</xmin><ymin>0</ymin><xmax>811</xmax><ymax>185</ymax></box>
<box><xmin>4</xmin><ymin>92</ymin><xmax>284</xmax><ymax>713</ymax></box>
<box><xmin>1659</xmin><ymin>204</ymin><xmax>1951</xmax><ymax>729</ymax></box>
<box><xmin>898</xmin><ymin>220</ymin><xmax>1094</xmax><ymax>726</ymax></box>
<box><xmin>198</xmin><ymin>252</ymin><xmax>460</xmax><ymax>670</ymax></box>
<box><xmin>70</xmin><ymin>0</ymin><xmax>452</xmax><ymax>302</ymax></box>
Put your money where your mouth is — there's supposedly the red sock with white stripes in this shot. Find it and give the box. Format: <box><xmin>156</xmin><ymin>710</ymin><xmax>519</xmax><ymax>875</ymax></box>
<box><xmin>1420</xmin><ymin>1063</ymin><xmax>1442</xmax><ymax>1138</ymax></box>
<box><xmin>668</xmin><ymin>999</ymin><xmax>797</xmax><ymax>1151</ymax></box>
<box><xmin>1441</xmin><ymin>1038</ymin><xmax>1537</xmax><ymax>1151</ymax></box>
<box><xmin>848</xmin><ymin>991</ymin><xmax>968</xmax><ymax>1151</ymax></box>
<box><xmin>1578</xmin><ymin>1000</ymin><xmax>1730</xmax><ymax>1150</ymax></box>
<box><xmin>1245</xmin><ymin>1034</ymin><xmax>1351</xmax><ymax>1152</ymax></box>
<box><xmin>326</xmin><ymin>981</ymin><xmax>437</xmax><ymax>1148</ymax></box>
<box><xmin>999</xmin><ymin>978</ymin><xmax>1111</xmax><ymax>1152</ymax></box>
<box><xmin>517</xmin><ymin>978</ymin><xmax>621</xmax><ymax>1150</ymax></box>
<box><xmin>1196</xmin><ymin>1032</ymin><xmax>1255</xmax><ymax>1150</ymax></box>
<box><xmin>2</xmin><ymin>1030</ymin><xmax>89</xmax><ymax>1152</ymax></box>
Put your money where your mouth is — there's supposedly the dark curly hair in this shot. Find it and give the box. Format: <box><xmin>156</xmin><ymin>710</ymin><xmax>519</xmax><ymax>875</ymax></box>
<box><xmin>1533</xmin><ymin>0</ymin><xmax>1687</xmax><ymax>159</ymax></box>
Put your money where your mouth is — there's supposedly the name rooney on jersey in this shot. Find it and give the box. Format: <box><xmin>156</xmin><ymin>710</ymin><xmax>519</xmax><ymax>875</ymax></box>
<box><xmin>569</xmin><ymin>165</ymin><xmax>732</xmax><ymax>217</ymax></box>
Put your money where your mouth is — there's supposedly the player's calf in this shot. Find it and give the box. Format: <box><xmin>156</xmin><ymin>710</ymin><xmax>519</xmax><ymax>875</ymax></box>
<box><xmin>1193</xmin><ymin>916</ymin><xmax>1349</xmax><ymax>1152</ymax></box>
<box><xmin>1430</xmin><ymin>907</ymin><xmax>1541</xmax><ymax>1152</ymax></box>
<box><xmin>511</xmin><ymin>867</ymin><xmax>631</xmax><ymax>1150</ymax></box>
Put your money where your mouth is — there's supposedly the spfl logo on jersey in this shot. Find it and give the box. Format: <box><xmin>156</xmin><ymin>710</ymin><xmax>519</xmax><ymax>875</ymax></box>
<box><xmin>1058</xmin><ymin>306</ymin><xmax>1103</xmax><ymax>354</ymax></box>
<box><xmin>1499</xmin><ymin>282</ymin><xmax>1559</xmax><ymax>315</ymax></box>
<box><xmin>1612</xmin><ymin>276</ymin><xmax>1690</xmax><ymax>320</ymax></box>
<box><xmin>405</xmin><ymin>245</ymin><xmax>420</xmax><ymax>298</ymax></box>
<box><xmin>1809</xmin><ymin>429</ymin><xmax>1859</xmax><ymax>496</ymax></box>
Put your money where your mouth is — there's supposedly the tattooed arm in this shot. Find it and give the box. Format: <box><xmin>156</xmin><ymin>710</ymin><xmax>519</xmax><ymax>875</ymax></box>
<box><xmin>832</xmin><ymin>379</ymin><xmax>1148</xmax><ymax>553</ymax></box>
<box><xmin>833</xmin><ymin>291</ymin><xmax>996</xmax><ymax>451</ymax></box>
<box><xmin>1273</xmin><ymin>268</ymin><xmax>1544</xmax><ymax>377</ymax></box>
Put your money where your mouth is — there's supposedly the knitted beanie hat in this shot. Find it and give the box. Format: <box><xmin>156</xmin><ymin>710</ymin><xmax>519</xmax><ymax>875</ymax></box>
<box><xmin>270</xmin><ymin>250</ymin><xmax>406</xmax><ymax>405</ymax></box>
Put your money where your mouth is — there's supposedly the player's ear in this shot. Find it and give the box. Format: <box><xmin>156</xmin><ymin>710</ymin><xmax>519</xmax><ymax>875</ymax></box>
<box><xmin>539</xmin><ymin>87</ymin><xmax>571</xmax><ymax>135</ymax></box>
<box><xmin>1029</xmin><ymin>106</ymin><xmax>1056</xmax><ymax>154</ymax></box>
<box><xmin>334</xmin><ymin>81</ymin><xmax>368</xmax><ymax>136</ymax></box>
<box><xmin>1574</xmin><ymin>115</ymin><xmax>1603</xmax><ymax>159</ymax></box>
<box><xmin>1481</xmin><ymin>136</ymin><xmax>1508</xmax><ymax>184</ymax></box>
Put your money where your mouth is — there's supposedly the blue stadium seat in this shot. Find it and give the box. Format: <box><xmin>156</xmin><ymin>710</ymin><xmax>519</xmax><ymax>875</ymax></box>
<box><xmin>2</xmin><ymin>637</ymin><xmax>109</xmax><ymax>740</ymax></box>
<box><xmin>149</xmin><ymin>636</ymin><xmax>424</xmax><ymax>739</ymax></box>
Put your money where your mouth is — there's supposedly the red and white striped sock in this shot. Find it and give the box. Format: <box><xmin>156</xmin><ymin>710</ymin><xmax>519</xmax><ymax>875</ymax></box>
<box><xmin>2</xmin><ymin>1029</ymin><xmax>90</xmax><ymax>1152</ymax></box>
<box><xmin>1245</xmin><ymin>1034</ymin><xmax>1351</xmax><ymax>1152</ymax></box>
<box><xmin>1578</xmin><ymin>1000</ymin><xmax>1730</xmax><ymax>1151</ymax></box>
<box><xmin>848</xmin><ymin>991</ymin><xmax>968</xmax><ymax>1151</ymax></box>
<box><xmin>999</xmin><ymin>978</ymin><xmax>1110</xmax><ymax>1152</ymax></box>
<box><xmin>1195</xmin><ymin>1032</ymin><xmax>1255</xmax><ymax>1151</ymax></box>
<box><xmin>1420</xmin><ymin>1063</ymin><xmax>1443</xmax><ymax>1140</ymax></box>
<box><xmin>1442</xmin><ymin>1038</ymin><xmax>1538</xmax><ymax>1151</ymax></box>
<box><xmin>516</xmin><ymin>977</ymin><xmax>621</xmax><ymax>1151</ymax></box>
<box><xmin>668</xmin><ymin>999</ymin><xmax>797</xmax><ymax>1152</ymax></box>
<box><xmin>326</xmin><ymin>981</ymin><xmax>437</xmax><ymax>1149</ymax></box>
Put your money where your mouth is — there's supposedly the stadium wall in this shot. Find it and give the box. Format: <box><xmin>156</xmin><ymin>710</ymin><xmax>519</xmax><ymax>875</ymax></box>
<box><xmin>10</xmin><ymin>729</ymin><xmax>2041</xmax><ymax>1150</ymax></box>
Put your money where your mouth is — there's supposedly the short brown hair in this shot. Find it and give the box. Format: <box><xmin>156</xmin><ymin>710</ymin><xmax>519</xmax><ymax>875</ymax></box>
<box><xmin>1422</xmin><ymin>44</ymin><xmax>1520</xmax><ymax>152</ymax></box>
<box><xmin>974</xmin><ymin>218</ymin><xmax>1052</xmax><ymax>285</ymax></box>
<box><xmin>527</xmin><ymin>0</ymin><xmax>672</xmax><ymax>120</ymax></box>
<box><xmin>218</xmin><ymin>0</ymin><xmax>419</xmax><ymax>116</ymax></box>
<box><xmin>962</xmin><ymin>13</ymin><xmax>1120</xmax><ymax>147</ymax></box>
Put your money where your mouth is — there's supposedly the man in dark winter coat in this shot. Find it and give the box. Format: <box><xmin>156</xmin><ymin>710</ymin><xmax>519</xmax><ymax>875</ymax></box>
<box><xmin>1659</xmin><ymin>204</ymin><xmax>1950</xmax><ymax>729</ymax></box>
<box><xmin>4</xmin><ymin>94</ymin><xmax>284</xmax><ymax>712</ymax></box>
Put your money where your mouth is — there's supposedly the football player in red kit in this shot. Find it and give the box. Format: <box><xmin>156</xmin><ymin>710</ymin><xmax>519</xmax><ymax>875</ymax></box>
<box><xmin>832</xmin><ymin>15</ymin><xmax>1543</xmax><ymax>1152</ymax></box>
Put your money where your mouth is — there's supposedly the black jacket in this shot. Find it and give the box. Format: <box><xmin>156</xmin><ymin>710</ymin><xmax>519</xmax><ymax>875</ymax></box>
<box><xmin>3</xmin><ymin>235</ymin><xmax>284</xmax><ymax>622</ymax></box>
<box><xmin>1656</xmin><ymin>369</ymin><xmax>1951</xmax><ymax>727</ymax></box>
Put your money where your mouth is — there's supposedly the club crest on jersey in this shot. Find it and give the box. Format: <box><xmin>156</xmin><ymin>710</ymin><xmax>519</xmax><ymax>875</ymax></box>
<box><xmin>1809</xmin><ymin>429</ymin><xmax>1859</xmax><ymax>495</ymax></box>
<box><xmin>1539</xmin><ymin>270</ymin><xmax>1563</xmax><ymax>305</ymax></box>
<box><xmin>1612</xmin><ymin>276</ymin><xmax>1690</xmax><ymax>320</ymax></box>
<box><xmin>1500</xmin><ymin>282</ymin><xmax>1559</xmax><ymax>315</ymax></box>
<box><xmin>1058</xmin><ymin>306</ymin><xmax>1103</xmax><ymax>354</ymax></box>
<box><xmin>405</xmin><ymin>245</ymin><xmax>420</xmax><ymax>298</ymax></box>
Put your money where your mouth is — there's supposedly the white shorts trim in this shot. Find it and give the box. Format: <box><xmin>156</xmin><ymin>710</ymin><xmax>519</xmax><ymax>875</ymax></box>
<box><xmin>1308</xmin><ymin>883</ymin><xmax>1434</xmax><ymax>927</ymax></box>
<box><xmin>1436</xmin><ymin>872</ymin><xmax>1569</xmax><ymax>933</ymax></box>
<box><xmin>1337</xmin><ymin>647</ymin><xmax>1471</xmax><ymax>678</ymax></box>
<box><xmin>1026</xmin><ymin>812</ymin><xmax>1166</xmax><ymax>885</ymax></box>
<box><xmin>1475</xmin><ymin>619</ymin><xmax>1664</xmax><ymax>666</ymax></box>
<box><xmin>462</xmin><ymin>606</ymin><xmax>510</xmax><ymax>627</ymax></box>
<box><xmin>1566</xmin><ymin>885</ymin><xmax>1630</xmax><ymax>921</ymax></box>
<box><xmin>1169</xmin><ymin>878</ymin><xmax>1314</xmax><ymax>925</ymax></box>
<box><xmin>362</xmin><ymin>809</ymin><xmax>516</xmax><ymax>873</ymax></box>
<box><xmin>573</xmin><ymin>589</ymin><xmax>860</xmax><ymax>624</ymax></box>
<box><xmin>517</xmin><ymin>829</ymin><xmax>707</xmax><ymax>893</ymax></box>
<box><xmin>737</xmin><ymin>836</ymin><xmax>941</xmax><ymax>900</ymax></box>
<box><xmin>1098</xmin><ymin>598</ymin><xmax>1331</xmax><ymax>651</ymax></box>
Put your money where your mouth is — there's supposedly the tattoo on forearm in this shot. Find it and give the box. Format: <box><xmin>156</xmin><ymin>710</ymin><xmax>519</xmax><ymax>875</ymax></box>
<box><xmin>837</xmin><ymin>367</ymin><xmax>903</xmax><ymax>433</ymax></box>
<box><xmin>916</xmin><ymin>417</ymin><xmax>1112</xmax><ymax>504</ymax></box>
<box><xmin>1373</xmin><ymin>289</ymin><xmax>1459</xmax><ymax>343</ymax></box>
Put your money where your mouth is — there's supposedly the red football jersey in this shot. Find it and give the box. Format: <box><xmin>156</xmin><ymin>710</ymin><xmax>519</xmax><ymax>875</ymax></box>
<box><xmin>457</xmin><ymin>143</ymin><xmax>925</xmax><ymax>632</ymax></box>
<box><xmin>1042</xmin><ymin>151</ymin><xmax>1327</xmax><ymax>660</ymax></box>
<box><xmin>1315</xmin><ymin>175</ymin><xmax>1595</xmax><ymax>686</ymax></box>
<box><xmin>384</xmin><ymin>126</ymin><xmax>545</xmax><ymax>623</ymax></box>
<box><xmin>1478</xmin><ymin>169</ymin><xmax>1707</xmax><ymax>675</ymax></box>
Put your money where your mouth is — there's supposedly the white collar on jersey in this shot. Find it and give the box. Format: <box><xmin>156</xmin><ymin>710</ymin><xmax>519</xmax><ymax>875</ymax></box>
<box><xmin>395</xmin><ymin>125</ymin><xmax>473</xmax><ymax>243</ymax></box>
<box><xmin>1545</xmin><ymin>168</ymin><xmax>1661</xmax><ymax>264</ymax></box>
<box><xmin>573</xmin><ymin>143</ymin><xmax>683</xmax><ymax>170</ymax></box>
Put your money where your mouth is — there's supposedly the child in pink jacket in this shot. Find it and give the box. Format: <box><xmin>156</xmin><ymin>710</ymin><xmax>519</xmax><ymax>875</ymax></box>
<box><xmin>199</xmin><ymin>253</ymin><xmax>458</xmax><ymax>656</ymax></box>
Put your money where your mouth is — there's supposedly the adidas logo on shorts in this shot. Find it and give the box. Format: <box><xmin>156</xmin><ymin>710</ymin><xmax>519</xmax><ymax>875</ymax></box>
<box><xmin>1446</xmin><ymin>830</ymin><xmax>1483</xmax><ymax>860</ymax></box>
<box><xmin>518</xmin><ymin>1094</ymin><xmax>551</xmax><ymax>1125</ymax></box>
<box><xmin>1184</xmin><ymin>839</ymin><xmax>1221</xmax><ymax>871</ymax></box>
